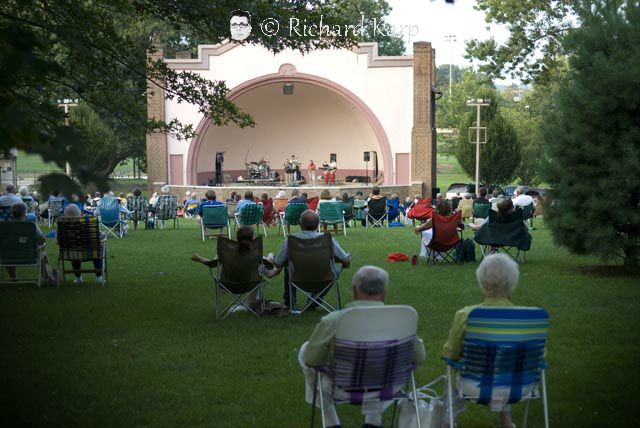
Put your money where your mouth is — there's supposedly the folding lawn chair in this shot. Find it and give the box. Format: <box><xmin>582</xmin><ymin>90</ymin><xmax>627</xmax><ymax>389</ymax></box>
<box><xmin>521</xmin><ymin>204</ymin><xmax>534</xmax><ymax>229</ymax></box>
<box><xmin>126</xmin><ymin>195</ymin><xmax>148</xmax><ymax>230</ymax></box>
<box><xmin>0</xmin><ymin>222</ymin><xmax>44</xmax><ymax>286</ymax></box>
<box><xmin>319</xmin><ymin>201</ymin><xmax>346</xmax><ymax>237</ymax></box>
<box><xmin>366</xmin><ymin>197</ymin><xmax>388</xmax><ymax>228</ymax></box>
<box><xmin>341</xmin><ymin>197</ymin><xmax>355</xmax><ymax>226</ymax></box>
<box><xmin>262</xmin><ymin>198</ymin><xmax>277</xmax><ymax>226</ymax></box>
<box><xmin>155</xmin><ymin>195</ymin><xmax>179</xmax><ymax>229</ymax></box>
<box><xmin>288</xmin><ymin>233</ymin><xmax>341</xmax><ymax>314</ymax></box>
<box><xmin>387</xmin><ymin>198</ymin><xmax>401</xmax><ymax>222</ymax></box>
<box><xmin>48</xmin><ymin>197</ymin><xmax>65</xmax><ymax>227</ymax></box>
<box><xmin>280</xmin><ymin>203</ymin><xmax>307</xmax><ymax>237</ymax></box>
<box><xmin>306</xmin><ymin>196</ymin><xmax>320</xmax><ymax>211</ymax></box>
<box><xmin>425</xmin><ymin>211</ymin><xmax>462</xmax><ymax>265</ymax></box>
<box><xmin>235</xmin><ymin>203</ymin><xmax>267</xmax><ymax>237</ymax></box>
<box><xmin>407</xmin><ymin>198</ymin><xmax>433</xmax><ymax>225</ymax></box>
<box><xmin>212</xmin><ymin>236</ymin><xmax>265</xmax><ymax>320</ymax></box>
<box><xmin>474</xmin><ymin>209</ymin><xmax>532</xmax><ymax>263</ymax></box>
<box><xmin>353</xmin><ymin>199</ymin><xmax>367</xmax><ymax>226</ymax></box>
<box><xmin>473</xmin><ymin>202</ymin><xmax>492</xmax><ymax>222</ymax></box>
<box><xmin>443</xmin><ymin>307</ymin><xmax>550</xmax><ymax>428</ymax></box>
<box><xmin>201</xmin><ymin>205</ymin><xmax>231</xmax><ymax>241</ymax></box>
<box><xmin>99</xmin><ymin>196</ymin><xmax>127</xmax><ymax>239</ymax></box>
<box><xmin>22</xmin><ymin>196</ymin><xmax>38</xmax><ymax>222</ymax></box>
<box><xmin>310</xmin><ymin>305</ymin><xmax>423</xmax><ymax>428</ymax></box>
<box><xmin>57</xmin><ymin>216</ymin><xmax>107</xmax><ymax>285</ymax></box>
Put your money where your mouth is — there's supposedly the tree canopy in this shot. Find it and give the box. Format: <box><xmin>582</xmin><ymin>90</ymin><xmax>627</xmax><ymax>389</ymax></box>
<box><xmin>0</xmin><ymin>0</ymin><xmax>360</xmax><ymax>193</ymax></box>
<box><xmin>542</xmin><ymin>0</ymin><xmax>640</xmax><ymax>267</ymax></box>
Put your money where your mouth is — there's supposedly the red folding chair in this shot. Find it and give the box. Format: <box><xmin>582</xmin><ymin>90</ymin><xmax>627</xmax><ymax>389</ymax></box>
<box><xmin>425</xmin><ymin>210</ymin><xmax>462</xmax><ymax>264</ymax></box>
<box><xmin>407</xmin><ymin>198</ymin><xmax>433</xmax><ymax>223</ymax></box>
<box><xmin>262</xmin><ymin>198</ymin><xmax>277</xmax><ymax>226</ymax></box>
<box><xmin>306</xmin><ymin>196</ymin><xmax>319</xmax><ymax>211</ymax></box>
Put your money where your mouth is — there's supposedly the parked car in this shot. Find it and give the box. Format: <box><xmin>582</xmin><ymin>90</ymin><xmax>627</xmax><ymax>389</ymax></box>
<box><xmin>445</xmin><ymin>183</ymin><xmax>504</xmax><ymax>200</ymax></box>
<box><xmin>503</xmin><ymin>185</ymin><xmax>551</xmax><ymax>198</ymax></box>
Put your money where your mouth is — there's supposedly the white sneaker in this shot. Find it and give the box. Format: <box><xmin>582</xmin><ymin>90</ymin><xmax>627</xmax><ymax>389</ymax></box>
<box><xmin>96</xmin><ymin>275</ymin><xmax>104</xmax><ymax>285</ymax></box>
<box><xmin>73</xmin><ymin>276</ymin><xmax>83</xmax><ymax>284</ymax></box>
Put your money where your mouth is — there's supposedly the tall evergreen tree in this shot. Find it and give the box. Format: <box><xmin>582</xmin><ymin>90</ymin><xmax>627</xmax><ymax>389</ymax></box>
<box><xmin>455</xmin><ymin>88</ymin><xmax>520</xmax><ymax>188</ymax></box>
<box><xmin>542</xmin><ymin>0</ymin><xmax>640</xmax><ymax>267</ymax></box>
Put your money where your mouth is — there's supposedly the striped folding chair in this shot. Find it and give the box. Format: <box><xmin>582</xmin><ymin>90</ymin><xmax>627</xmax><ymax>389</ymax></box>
<box><xmin>57</xmin><ymin>216</ymin><xmax>107</xmax><ymax>285</ymax></box>
<box><xmin>279</xmin><ymin>203</ymin><xmax>307</xmax><ymax>237</ymax></box>
<box><xmin>155</xmin><ymin>195</ymin><xmax>179</xmax><ymax>229</ymax></box>
<box><xmin>234</xmin><ymin>203</ymin><xmax>266</xmax><ymax>237</ymax></box>
<box><xmin>126</xmin><ymin>195</ymin><xmax>148</xmax><ymax>230</ymax></box>
<box><xmin>311</xmin><ymin>306</ymin><xmax>423</xmax><ymax>428</ymax></box>
<box><xmin>318</xmin><ymin>201</ymin><xmax>346</xmax><ymax>237</ymax></box>
<box><xmin>444</xmin><ymin>307</ymin><xmax>550</xmax><ymax>428</ymax></box>
<box><xmin>201</xmin><ymin>205</ymin><xmax>231</xmax><ymax>241</ymax></box>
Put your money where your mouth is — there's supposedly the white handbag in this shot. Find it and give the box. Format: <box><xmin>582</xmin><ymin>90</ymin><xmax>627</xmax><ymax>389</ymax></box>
<box><xmin>397</xmin><ymin>376</ymin><xmax>445</xmax><ymax>428</ymax></box>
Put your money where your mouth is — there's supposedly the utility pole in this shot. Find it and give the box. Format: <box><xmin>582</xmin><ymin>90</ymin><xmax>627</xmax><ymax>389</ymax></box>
<box><xmin>57</xmin><ymin>99</ymin><xmax>79</xmax><ymax>176</ymax></box>
<box><xmin>466</xmin><ymin>98</ymin><xmax>490</xmax><ymax>194</ymax></box>
<box><xmin>444</xmin><ymin>34</ymin><xmax>457</xmax><ymax>97</ymax></box>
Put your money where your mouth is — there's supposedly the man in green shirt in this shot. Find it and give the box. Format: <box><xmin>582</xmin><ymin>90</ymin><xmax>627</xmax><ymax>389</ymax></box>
<box><xmin>298</xmin><ymin>266</ymin><xmax>426</xmax><ymax>428</ymax></box>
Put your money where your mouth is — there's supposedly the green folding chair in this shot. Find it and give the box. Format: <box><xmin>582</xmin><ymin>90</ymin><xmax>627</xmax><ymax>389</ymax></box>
<box><xmin>353</xmin><ymin>199</ymin><xmax>367</xmax><ymax>227</ymax></box>
<box><xmin>0</xmin><ymin>222</ymin><xmax>44</xmax><ymax>286</ymax></box>
<box><xmin>202</xmin><ymin>205</ymin><xmax>231</xmax><ymax>241</ymax></box>
<box><xmin>341</xmin><ymin>197</ymin><xmax>355</xmax><ymax>226</ymax></box>
<box><xmin>319</xmin><ymin>201</ymin><xmax>346</xmax><ymax>237</ymax></box>
<box><xmin>235</xmin><ymin>203</ymin><xmax>266</xmax><ymax>237</ymax></box>
<box><xmin>473</xmin><ymin>202</ymin><xmax>492</xmax><ymax>222</ymax></box>
<box><xmin>280</xmin><ymin>203</ymin><xmax>308</xmax><ymax>237</ymax></box>
<box><xmin>521</xmin><ymin>204</ymin><xmax>534</xmax><ymax>229</ymax></box>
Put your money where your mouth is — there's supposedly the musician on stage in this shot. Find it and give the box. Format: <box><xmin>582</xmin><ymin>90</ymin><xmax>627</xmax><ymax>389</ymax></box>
<box><xmin>322</xmin><ymin>159</ymin><xmax>337</xmax><ymax>185</ymax></box>
<box><xmin>307</xmin><ymin>160</ymin><xmax>317</xmax><ymax>186</ymax></box>
<box><xmin>285</xmin><ymin>155</ymin><xmax>300</xmax><ymax>185</ymax></box>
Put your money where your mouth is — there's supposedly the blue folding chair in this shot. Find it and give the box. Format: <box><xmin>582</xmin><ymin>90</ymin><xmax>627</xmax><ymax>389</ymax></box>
<box><xmin>48</xmin><ymin>197</ymin><xmax>65</xmax><ymax>227</ymax></box>
<box><xmin>444</xmin><ymin>307</ymin><xmax>550</xmax><ymax>428</ymax></box>
<box><xmin>99</xmin><ymin>196</ymin><xmax>127</xmax><ymax>239</ymax></box>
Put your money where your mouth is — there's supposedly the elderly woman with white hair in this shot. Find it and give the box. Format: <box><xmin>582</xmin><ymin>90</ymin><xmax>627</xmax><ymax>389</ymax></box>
<box><xmin>441</xmin><ymin>253</ymin><xmax>521</xmax><ymax>428</ymax></box>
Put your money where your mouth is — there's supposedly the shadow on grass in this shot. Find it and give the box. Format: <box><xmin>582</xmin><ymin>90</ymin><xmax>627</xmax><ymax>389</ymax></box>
<box><xmin>576</xmin><ymin>265</ymin><xmax>640</xmax><ymax>277</ymax></box>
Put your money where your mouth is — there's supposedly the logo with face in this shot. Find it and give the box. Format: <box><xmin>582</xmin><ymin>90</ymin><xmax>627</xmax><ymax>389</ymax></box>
<box><xmin>229</xmin><ymin>10</ymin><xmax>251</xmax><ymax>41</ymax></box>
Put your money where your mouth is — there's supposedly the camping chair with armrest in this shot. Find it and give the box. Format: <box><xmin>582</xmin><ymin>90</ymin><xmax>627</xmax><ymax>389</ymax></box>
<box><xmin>155</xmin><ymin>195</ymin><xmax>179</xmax><ymax>229</ymax></box>
<box><xmin>273</xmin><ymin>197</ymin><xmax>288</xmax><ymax>215</ymax></box>
<box><xmin>426</xmin><ymin>211</ymin><xmax>463</xmax><ymax>265</ymax></box>
<box><xmin>22</xmin><ymin>197</ymin><xmax>38</xmax><ymax>222</ymax></box>
<box><xmin>57</xmin><ymin>216</ymin><xmax>107</xmax><ymax>285</ymax></box>
<box><xmin>212</xmin><ymin>236</ymin><xmax>265</xmax><ymax>319</ymax></box>
<box><xmin>234</xmin><ymin>203</ymin><xmax>267</xmax><ymax>237</ymax></box>
<box><xmin>262</xmin><ymin>198</ymin><xmax>277</xmax><ymax>226</ymax></box>
<box><xmin>99</xmin><ymin>196</ymin><xmax>127</xmax><ymax>239</ymax></box>
<box><xmin>126</xmin><ymin>195</ymin><xmax>149</xmax><ymax>230</ymax></box>
<box><xmin>443</xmin><ymin>307</ymin><xmax>550</xmax><ymax>428</ymax></box>
<box><xmin>407</xmin><ymin>198</ymin><xmax>433</xmax><ymax>225</ymax></box>
<box><xmin>318</xmin><ymin>201</ymin><xmax>346</xmax><ymax>237</ymax></box>
<box><xmin>341</xmin><ymin>197</ymin><xmax>355</xmax><ymax>226</ymax></box>
<box><xmin>310</xmin><ymin>305</ymin><xmax>423</xmax><ymax>428</ymax></box>
<box><xmin>353</xmin><ymin>199</ymin><xmax>367</xmax><ymax>226</ymax></box>
<box><xmin>474</xmin><ymin>209</ymin><xmax>532</xmax><ymax>263</ymax></box>
<box><xmin>521</xmin><ymin>204</ymin><xmax>534</xmax><ymax>229</ymax></box>
<box><xmin>201</xmin><ymin>205</ymin><xmax>231</xmax><ymax>241</ymax></box>
<box><xmin>48</xmin><ymin>197</ymin><xmax>65</xmax><ymax>227</ymax></box>
<box><xmin>0</xmin><ymin>222</ymin><xmax>44</xmax><ymax>286</ymax></box>
<box><xmin>387</xmin><ymin>198</ymin><xmax>401</xmax><ymax>222</ymax></box>
<box><xmin>287</xmin><ymin>233</ymin><xmax>341</xmax><ymax>314</ymax></box>
<box><xmin>366</xmin><ymin>197</ymin><xmax>388</xmax><ymax>228</ymax></box>
<box><xmin>280</xmin><ymin>203</ymin><xmax>308</xmax><ymax>237</ymax></box>
<box><xmin>473</xmin><ymin>202</ymin><xmax>492</xmax><ymax>222</ymax></box>
<box><xmin>458</xmin><ymin>198</ymin><xmax>473</xmax><ymax>221</ymax></box>
<box><xmin>306</xmin><ymin>196</ymin><xmax>320</xmax><ymax>211</ymax></box>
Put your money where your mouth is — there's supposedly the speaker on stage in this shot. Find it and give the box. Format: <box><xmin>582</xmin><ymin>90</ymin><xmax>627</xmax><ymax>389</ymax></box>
<box><xmin>363</xmin><ymin>151</ymin><xmax>370</xmax><ymax>162</ymax></box>
<box><xmin>208</xmin><ymin>177</ymin><xmax>215</xmax><ymax>186</ymax></box>
<box><xmin>330</xmin><ymin>153</ymin><xmax>337</xmax><ymax>163</ymax></box>
<box><xmin>216</xmin><ymin>152</ymin><xmax>224</xmax><ymax>163</ymax></box>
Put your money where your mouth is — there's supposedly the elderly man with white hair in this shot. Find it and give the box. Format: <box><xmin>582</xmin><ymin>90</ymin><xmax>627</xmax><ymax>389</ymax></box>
<box><xmin>441</xmin><ymin>253</ymin><xmax>522</xmax><ymax>428</ymax></box>
<box><xmin>511</xmin><ymin>185</ymin><xmax>534</xmax><ymax>209</ymax></box>
<box><xmin>0</xmin><ymin>183</ymin><xmax>23</xmax><ymax>208</ymax></box>
<box><xmin>299</xmin><ymin>266</ymin><xmax>426</xmax><ymax>428</ymax></box>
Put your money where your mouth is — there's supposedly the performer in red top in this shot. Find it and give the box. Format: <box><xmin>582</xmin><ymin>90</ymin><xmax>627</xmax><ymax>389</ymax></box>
<box><xmin>307</xmin><ymin>160</ymin><xmax>317</xmax><ymax>186</ymax></box>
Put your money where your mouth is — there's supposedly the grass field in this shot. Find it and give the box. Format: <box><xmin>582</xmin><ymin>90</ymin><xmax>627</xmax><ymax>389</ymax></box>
<box><xmin>1</xmin><ymin>219</ymin><xmax>639</xmax><ymax>428</ymax></box>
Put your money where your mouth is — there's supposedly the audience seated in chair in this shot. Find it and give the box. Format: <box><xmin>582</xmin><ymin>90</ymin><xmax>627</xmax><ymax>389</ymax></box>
<box><xmin>126</xmin><ymin>187</ymin><xmax>149</xmax><ymax>230</ymax></box>
<box><xmin>457</xmin><ymin>193</ymin><xmax>473</xmax><ymax>221</ymax></box>
<box><xmin>288</xmin><ymin>189</ymin><xmax>306</xmax><ymax>205</ymax></box>
<box><xmin>59</xmin><ymin>204</ymin><xmax>106</xmax><ymax>284</ymax></box>
<box><xmin>183</xmin><ymin>193</ymin><xmax>200</xmax><ymax>217</ymax></box>
<box><xmin>318</xmin><ymin>189</ymin><xmax>338</xmax><ymax>233</ymax></box>
<box><xmin>273</xmin><ymin>190</ymin><xmax>288</xmax><ymax>214</ymax></box>
<box><xmin>365</xmin><ymin>186</ymin><xmax>387</xmax><ymax>227</ymax></box>
<box><xmin>512</xmin><ymin>185</ymin><xmax>535</xmax><ymax>215</ymax></box>
<box><xmin>197</xmin><ymin>190</ymin><xmax>223</xmax><ymax>219</ymax></box>
<box><xmin>441</xmin><ymin>254</ymin><xmax>532</xmax><ymax>428</ymax></box>
<box><xmin>5</xmin><ymin>203</ymin><xmax>56</xmax><ymax>284</ymax></box>
<box><xmin>236</xmin><ymin>190</ymin><xmax>256</xmax><ymax>215</ymax></box>
<box><xmin>468</xmin><ymin>199</ymin><xmax>514</xmax><ymax>232</ymax></box>
<box><xmin>474</xmin><ymin>187</ymin><xmax>490</xmax><ymax>205</ymax></box>
<box><xmin>489</xmin><ymin>189</ymin><xmax>504</xmax><ymax>211</ymax></box>
<box><xmin>265</xmin><ymin>210</ymin><xmax>350</xmax><ymax>310</ymax></box>
<box><xmin>414</xmin><ymin>200</ymin><xmax>459</xmax><ymax>259</ymax></box>
<box><xmin>299</xmin><ymin>266</ymin><xmax>426</xmax><ymax>428</ymax></box>
<box><xmin>260</xmin><ymin>193</ymin><xmax>277</xmax><ymax>226</ymax></box>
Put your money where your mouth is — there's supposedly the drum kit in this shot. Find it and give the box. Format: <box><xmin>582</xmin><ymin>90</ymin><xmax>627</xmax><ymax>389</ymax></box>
<box><xmin>246</xmin><ymin>159</ymin><xmax>271</xmax><ymax>180</ymax></box>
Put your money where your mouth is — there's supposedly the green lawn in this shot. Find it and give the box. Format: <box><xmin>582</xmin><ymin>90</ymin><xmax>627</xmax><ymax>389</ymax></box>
<box><xmin>1</xmin><ymin>220</ymin><xmax>639</xmax><ymax>427</ymax></box>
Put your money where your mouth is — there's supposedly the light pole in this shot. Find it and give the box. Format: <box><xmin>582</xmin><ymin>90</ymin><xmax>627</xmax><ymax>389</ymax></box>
<box><xmin>57</xmin><ymin>98</ymin><xmax>79</xmax><ymax>176</ymax></box>
<box><xmin>444</xmin><ymin>34</ymin><xmax>457</xmax><ymax>97</ymax></box>
<box><xmin>466</xmin><ymin>98</ymin><xmax>491</xmax><ymax>194</ymax></box>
